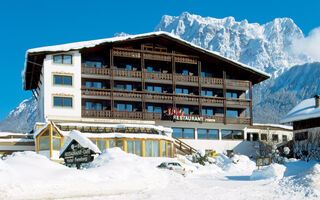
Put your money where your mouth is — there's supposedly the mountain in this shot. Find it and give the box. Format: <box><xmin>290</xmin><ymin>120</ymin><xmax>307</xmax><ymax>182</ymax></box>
<box><xmin>0</xmin><ymin>97</ymin><xmax>38</xmax><ymax>133</ymax></box>
<box><xmin>155</xmin><ymin>12</ymin><xmax>310</xmax><ymax>74</ymax></box>
<box><xmin>253</xmin><ymin>62</ymin><xmax>320</xmax><ymax>123</ymax></box>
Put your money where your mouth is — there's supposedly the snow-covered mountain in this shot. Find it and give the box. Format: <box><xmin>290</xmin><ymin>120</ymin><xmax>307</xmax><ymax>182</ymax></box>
<box><xmin>155</xmin><ymin>12</ymin><xmax>310</xmax><ymax>74</ymax></box>
<box><xmin>0</xmin><ymin>97</ymin><xmax>38</xmax><ymax>133</ymax></box>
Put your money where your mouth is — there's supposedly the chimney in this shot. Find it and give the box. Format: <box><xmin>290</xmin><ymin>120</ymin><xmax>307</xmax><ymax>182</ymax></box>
<box><xmin>315</xmin><ymin>95</ymin><xmax>320</xmax><ymax>108</ymax></box>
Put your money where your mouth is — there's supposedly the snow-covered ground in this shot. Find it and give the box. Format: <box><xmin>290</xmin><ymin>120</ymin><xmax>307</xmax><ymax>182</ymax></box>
<box><xmin>0</xmin><ymin>149</ymin><xmax>319</xmax><ymax>200</ymax></box>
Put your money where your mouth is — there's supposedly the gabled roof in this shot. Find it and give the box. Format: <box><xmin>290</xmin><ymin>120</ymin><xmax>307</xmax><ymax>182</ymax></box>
<box><xmin>59</xmin><ymin>130</ymin><xmax>101</xmax><ymax>157</ymax></box>
<box><xmin>23</xmin><ymin>31</ymin><xmax>270</xmax><ymax>90</ymax></box>
<box><xmin>281</xmin><ymin>98</ymin><xmax>320</xmax><ymax>123</ymax></box>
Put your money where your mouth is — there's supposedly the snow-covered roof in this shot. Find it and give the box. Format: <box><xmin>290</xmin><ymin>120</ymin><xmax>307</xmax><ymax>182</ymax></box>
<box><xmin>68</xmin><ymin>132</ymin><xmax>174</xmax><ymax>142</ymax></box>
<box><xmin>281</xmin><ymin>98</ymin><xmax>320</xmax><ymax>123</ymax></box>
<box><xmin>57</xmin><ymin>123</ymin><xmax>173</xmax><ymax>135</ymax></box>
<box><xmin>24</xmin><ymin>31</ymin><xmax>270</xmax><ymax>90</ymax></box>
<box><xmin>249</xmin><ymin>123</ymin><xmax>293</xmax><ymax>130</ymax></box>
<box><xmin>0</xmin><ymin>132</ymin><xmax>31</xmax><ymax>137</ymax></box>
<box><xmin>59</xmin><ymin>130</ymin><xmax>101</xmax><ymax>157</ymax></box>
<box><xmin>33</xmin><ymin>122</ymin><xmax>66</xmax><ymax>139</ymax></box>
<box><xmin>0</xmin><ymin>138</ymin><xmax>34</xmax><ymax>143</ymax></box>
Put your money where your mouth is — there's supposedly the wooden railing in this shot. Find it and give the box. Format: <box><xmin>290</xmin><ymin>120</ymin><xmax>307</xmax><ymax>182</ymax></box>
<box><xmin>112</xmin><ymin>47</ymin><xmax>198</xmax><ymax>64</ymax></box>
<box><xmin>81</xmin><ymin>67</ymin><xmax>250</xmax><ymax>88</ymax></box>
<box><xmin>173</xmin><ymin>137</ymin><xmax>197</xmax><ymax>155</ymax></box>
<box><xmin>82</xmin><ymin>110</ymin><xmax>111</xmax><ymax>118</ymax></box>
<box><xmin>226</xmin><ymin>117</ymin><xmax>251</xmax><ymax>124</ymax></box>
<box><xmin>81</xmin><ymin>88</ymin><xmax>250</xmax><ymax>108</ymax></box>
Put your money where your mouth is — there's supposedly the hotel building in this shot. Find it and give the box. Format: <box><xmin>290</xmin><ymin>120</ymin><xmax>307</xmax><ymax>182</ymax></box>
<box><xmin>23</xmin><ymin>32</ymin><xmax>269</xmax><ymax>159</ymax></box>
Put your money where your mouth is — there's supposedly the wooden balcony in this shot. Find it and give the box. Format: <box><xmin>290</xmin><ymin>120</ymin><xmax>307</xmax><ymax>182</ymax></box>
<box><xmin>226</xmin><ymin>117</ymin><xmax>251</xmax><ymax>124</ymax></box>
<box><xmin>112</xmin><ymin>47</ymin><xmax>198</xmax><ymax>64</ymax></box>
<box><xmin>81</xmin><ymin>88</ymin><xmax>250</xmax><ymax>108</ymax></box>
<box><xmin>145</xmin><ymin>72</ymin><xmax>172</xmax><ymax>81</ymax></box>
<box><xmin>82</xmin><ymin>67</ymin><xmax>110</xmax><ymax>75</ymax></box>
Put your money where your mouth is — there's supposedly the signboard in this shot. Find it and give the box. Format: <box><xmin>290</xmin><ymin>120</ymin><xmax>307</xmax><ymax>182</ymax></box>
<box><xmin>165</xmin><ymin>108</ymin><xmax>216</xmax><ymax>123</ymax></box>
<box><xmin>60</xmin><ymin>140</ymin><xmax>96</xmax><ymax>168</ymax></box>
<box><xmin>256</xmin><ymin>157</ymin><xmax>272</xmax><ymax>167</ymax></box>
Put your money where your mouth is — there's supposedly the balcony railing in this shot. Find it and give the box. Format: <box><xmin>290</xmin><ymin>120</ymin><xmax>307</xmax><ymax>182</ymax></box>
<box><xmin>81</xmin><ymin>66</ymin><xmax>250</xmax><ymax>89</ymax></box>
<box><xmin>81</xmin><ymin>88</ymin><xmax>250</xmax><ymax>108</ymax></box>
<box><xmin>112</xmin><ymin>47</ymin><xmax>198</xmax><ymax>64</ymax></box>
<box><xmin>81</xmin><ymin>109</ymin><xmax>250</xmax><ymax>125</ymax></box>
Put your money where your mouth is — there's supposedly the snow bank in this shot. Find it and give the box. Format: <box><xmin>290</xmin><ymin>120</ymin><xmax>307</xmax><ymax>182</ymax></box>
<box><xmin>214</xmin><ymin>154</ymin><xmax>256</xmax><ymax>174</ymax></box>
<box><xmin>250</xmin><ymin>163</ymin><xmax>286</xmax><ymax>180</ymax></box>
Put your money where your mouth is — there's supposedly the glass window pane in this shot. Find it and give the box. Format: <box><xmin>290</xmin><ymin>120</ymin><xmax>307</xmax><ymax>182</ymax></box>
<box><xmin>183</xmin><ymin>89</ymin><xmax>188</xmax><ymax>94</ymax></box>
<box><xmin>53</xmin><ymin>55</ymin><xmax>62</xmax><ymax>63</ymax></box>
<box><xmin>202</xmin><ymin>109</ymin><xmax>206</xmax><ymax>116</ymax></box>
<box><xmin>41</xmin><ymin>130</ymin><xmax>50</xmax><ymax>136</ymax></box>
<box><xmin>184</xmin><ymin>128</ymin><xmax>194</xmax><ymax>139</ymax></box>
<box><xmin>226</xmin><ymin>92</ymin><xmax>232</xmax><ymax>98</ymax></box>
<box><xmin>126</xmin><ymin>104</ymin><xmax>133</xmax><ymax>112</ymax></box>
<box><xmin>233</xmin><ymin>130</ymin><xmax>244</xmax><ymax>140</ymax></box>
<box><xmin>85</xmin><ymin>61</ymin><xmax>92</xmax><ymax>67</ymax></box>
<box><xmin>126</xmin><ymin>84</ymin><xmax>132</xmax><ymax>90</ymax></box>
<box><xmin>197</xmin><ymin>129</ymin><xmax>207</xmax><ymax>139</ymax></box>
<box><xmin>95</xmin><ymin>103</ymin><xmax>102</xmax><ymax>110</ymax></box>
<box><xmin>207</xmin><ymin>91</ymin><xmax>213</xmax><ymax>96</ymax></box>
<box><xmin>64</xmin><ymin>76</ymin><xmax>72</xmax><ymax>85</ymax></box>
<box><xmin>147</xmin><ymin>66</ymin><xmax>153</xmax><ymax>72</ymax></box>
<box><xmin>154</xmin><ymin>86</ymin><xmax>162</xmax><ymax>93</ymax></box>
<box><xmin>176</xmin><ymin>88</ymin><xmax>182</xmax><ymax>94</ymax></box>
<box><xmin>134</xmin><ymin>141</ymin><xmax>141</xmax><ymax>156</ymax></box>
<box><xmin>167</xmin><ymin>143</ymin><xmax>172</xmax><ymax>157</ymax></box>
<box><xmin>172</xmin><ymin>128</ymin><xmax>183</xmax><ymax>138</ymax></box>
<box><xmin>147</xmin><ymin>86</ymin><xmax>153</xmax><ymax>92</ymax></box>
<box><xmin>201</xmin><ymin>72</ymin><xmax>205</xmax><ymax>77</ymax></box>
<box><xmin>52</xmin><ymin>137</ymin><xmax>61</xmax><ymax>150</ymax></box>
<box><xmin>86</xmin><ymin>102</ymin><xmax>92</xmax><ymax>110</ymax></box>
<box><xmin>226</xmin><ymin>110</ymin><xmax>238</xmax><ymax>117</ymax></box>
<box><xmin>145</xmin><ymin>141</ymin><xmax>152</xmax><ymax>157</ymax></box>
<box><xmin>126</xmin><ymin>64</ymin><xmax>132</xmax><ymax>70</ymax></box>
<box><xmin>127</xmin><ymin>140</ymin><xmax>134</xmax><ymax>154</ymax></box>
<box><xmin>116</xmin><ymin>84</ymin><xmax>125</xmax><ymax>90</ymax></box>
<box><xmin>117</xmin><ymin>140</ymin><xmax>124</xmax><ymax>150</ymax></box>
<box><xmin>152</xmin><ymin>141</ymin><xmax>159</xmax><ymax>157</ymax></box>
<box><xmin>183</xmin><ymin>108</ymin><xmax>189</xmax><ymax>115</ymax></box>
<box><xmin>93</xmin><ymin>82</ymin><xmax>102</xmax><ymax>88</ymax></box>
<box><xmin>90</xmin><ymin>139</ymin><xmax>96</xmax><ymax>145</ymax></box>
<box><xmin>52</xmin><ymin>130</ymin><xmax>59</xmax><ymax>137</ymax></box>
<box><xmin>161</xmin><ymin>141</ymin><xmax>166</xmax><ymax>157</ymax></box>
<box><xmin>154</xmin><ymin>107</ymin><xmax>162</xmax><ymax>113</ymax></box>
<box><xmin>39</xmin><ymin>137</ymin><xmax>50</xmax><ymax>150</ymax></box>
<box><xmin>201</xmin><ymin>90</ymin><xmax>205</xmax><ymax>96</ymax></box>
<box><xmin>97</xmin><ymin>140</ymin><xmax>106</xmax><ymax>151</ymax></box>
<box><xmin>182</xmin><ymin>70</ymin><xmax>188</xmax><ymax>75</ymax></box>
<box><xmin>117</xmin><ymin>104</ymin><xmax>125</xmax><ymax>111</ymax></box>
<box><xmin>208</xmin><ymin>129</ymin><xmax>219</xmax><ymax>139</ymax></box>
<box><xmin>63</xmin><ymin>55</ymin><xmax>72</xmax><ymax>64</ymax></box>
<box><xmin>147</xmin><ymin>105</ymin><xmax>153</xmax><ymax>112</ymax></box>
<box><xmin>222</xmin><ymin>130</ymin><xmax>232</xmax><ymax>140</ymax></box>
<box><xmin>53</xmin><ymin>75</ymin><xmax>63</xmax><ymax>85</ymax></box>
<box><xmin>86</xmin><ymin>81</ymin><xmax>92</xmax><ymax>88</ymax></box>
<box><xmin>109</xmin><ymin>140</ymin><xmax>115</xmax><ymax>148</ymax></box>
<box><xmin>53</xmin><ymin>97</ymin><xmax>63</xmax><ymax>107</ymax></box>
<box><xmin>63</xmin><ymin>97</ymin><xmax>72</xmax><ymax>107</ymax></box>
<box><xmin>207</xmin><ymin>109</ymin><xmax>214</xmax><ymax>116</ymax></box>
<box><xmin>94</xmin><ymin>62</ymin><xmax>102</xmax><ymax>68</ymax></box>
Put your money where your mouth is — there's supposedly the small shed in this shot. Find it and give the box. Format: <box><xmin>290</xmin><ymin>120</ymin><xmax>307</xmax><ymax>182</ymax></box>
<box><xmin>59</xmin><ymin>130</ymin><xmax>101</xmax><ymax>168</ymax></box>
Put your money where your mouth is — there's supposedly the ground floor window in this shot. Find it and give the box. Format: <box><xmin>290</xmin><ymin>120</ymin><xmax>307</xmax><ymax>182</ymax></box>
<box><xmin>221</xmin><ymin>130</ymin><xmax>244</xmax><ymax>140</ymax></box>
<box><xmin>172</xmin><ymin>128</ymin><xmax>195</xmax><ymax>139</ymax></box>
<box><xmin>272</xmin><ymin>134</ymin><xmax>279</xmax><ymax>142</ymax></box>
<box><xmin>247</xmin><ymin>132</ymin><xmax>259</xmax><ymax>141</ymax></box>
<box><xmin>282</xmin><ymin>135</ymin><xmax>288</xmax><ymax>142</ymax></box>
<box><xmin>198</xmin><ymin>129</ymin><xmax>219</xmax><ymax>139</ymax></box>
<box><xmin>261</xmin><ymin>134</ymin><xmax>267</xmax><ymax>141</ymax></box>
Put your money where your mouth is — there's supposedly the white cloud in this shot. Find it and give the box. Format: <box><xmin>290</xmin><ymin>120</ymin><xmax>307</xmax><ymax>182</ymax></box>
<box><xmin>292</xmin><ymin>27</ymin><xmax>320</xmax><ymax>61</ymax></box>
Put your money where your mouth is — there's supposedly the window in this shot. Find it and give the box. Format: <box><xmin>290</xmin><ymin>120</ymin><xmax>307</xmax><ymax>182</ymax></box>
<box><xmin>282</xmin><ymin>135</ymin><xmax>288</xmax><ymax>142</ymax></box>
<box><xmin>147</xmin><ymin>86</ymin><xmax>162</xmax><ymax>93</ymax></box>
<box><xmin>226</xmin><ymin>92</ymin><xmax>238</xmax><ymax>98</ymax></box>
<box><xmin>97</xmin><ymin>140</ymin><xmax>106</xmax><ymax>151</ymax></box>
<box><xmin>261</xmin><ymin>134</ymin><xmax>267</xmax><ymax>141</ymax></box>
<box><xmin>117</xmin><ymin>103</ymin><xmax>133</xmax><ymax>111</ymax></box>
<box><xmin>39</xmin><ymin>137</ymin><xmax>50</xmax><ymax>150</ymax></box>
<box><xmin>202</xmin><ymin>108</ymin><xmax>214</xmax><ymax>116</ymax></box>
<box><xmin>115</xmin><ymin>84</ymin><xmax>132</xmax><ymax>90</ymax></box>
<box><xmin>134</xmin><ymin>140</ymin><xmax>142</xmax><ymax>156</ymax></box>
<box><xmin>176</xmin><ymin>88</ymin><xmax>189</xmax><ymax>95</ymax></box>
<box><xmin>53</xmin><ymin>97</ymin><xmax>72</xmax><ymax>108</ymax></box>
<box><xmin>85</xmin><ymin>61</ymin><xmax>102</xmax><ymax>68</ymax></box>
<box><xmin>147</xmin><ymin>105</ymin><xmax>162</xmax><ymax>113</ymax></box>
<box><xmin>109</xmin><ymin>140</ymin><xmax>115</xmax><ymax>148</ymax></box>
<box><xmin>152</xmin><ymin>141</ymin><xmax>159</xmax><ymax>157</ymax></box>
<box><xmin>127</xmin><ymin>140</ymin><xmax>134</xmax><ymax>154</ymax></box>
<box><xmin>145</xmin><ymin>141</ymin><xmax>152</xmax><ymax>157</ymax></box>
<box><xmin>53</xmin><ymin>75</ymin><xmax>72</xmax><ymax>86</ymax></box>
<box><xmin>201</xmin><ymin>90</ymin><xmax>213</xmax><ymax>96</ymax></box>
<box><xmin>226</xmin><ymin>110</ymin><xmax>239</xmax><ymax>117</ymax></box>
<box><xmin>52</xmin><ymin>137</ymin><xmax>61</xmax><ymax>150</ymax></box>
<box><xmin>272</xmin><ymin>134</ymin><xmax>279</xmax><ymax>142</ymax></box>
<box><xmin>172</xmin><ymin>128</ymin><xmax>194</xmax><ymax>139</ymax></box>
<box><xmin>117</xmin><ymin>140</ymin><xmax>124</xmax><ymax>150</ymax></box>
<box><xmin>161</xmin><ymin>141</ymin><xmax>166</xmax><ymax>157</ymax></box>
<box><xmin>53</xmin><ymin>55</ymin><xmax>72</xmax><ymax>64</ymax></box>
<box><xmin>221</xmin><ymin>130</ymin><xmax>244</xmax><ymax>140</ymax></box>
<box><xmin>295</xmin><ymin>132</ymin><xmax>308</xmax><ymax>141</ymax></box>
<box><xmin>198</xmin><ymin>129</ymin><xmax>219</xmax><ymax>139</ymax></box>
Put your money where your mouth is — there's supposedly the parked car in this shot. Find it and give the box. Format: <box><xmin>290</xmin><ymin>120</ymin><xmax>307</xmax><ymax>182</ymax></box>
<box><xmin>157</xmin><ymin>162</ymin><xmax>193</xmax><ymax>175</ymax></box>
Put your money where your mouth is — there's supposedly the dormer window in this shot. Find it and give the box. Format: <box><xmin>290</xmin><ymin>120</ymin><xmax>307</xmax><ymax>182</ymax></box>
<box><xmin>53</xmin><ymin>55</ymin><xmax>72</xmax><ymax>64</ymax></box>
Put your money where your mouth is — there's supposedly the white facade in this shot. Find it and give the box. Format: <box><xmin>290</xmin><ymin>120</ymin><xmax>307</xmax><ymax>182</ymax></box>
<box><xmin>38</xmin><ymin>51</ymin><xmax>82</xmax><ymax>122</ymax></box>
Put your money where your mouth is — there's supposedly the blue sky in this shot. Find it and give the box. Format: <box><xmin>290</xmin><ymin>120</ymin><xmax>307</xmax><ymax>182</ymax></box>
<box><xmin>0</xmin><ymin>0</ymin><xmax>319</xmax><ymax>121</ymax></box>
